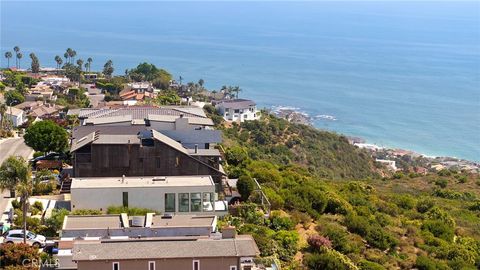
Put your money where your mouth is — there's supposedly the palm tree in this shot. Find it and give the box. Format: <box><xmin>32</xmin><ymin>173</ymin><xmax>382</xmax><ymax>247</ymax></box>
<box><xmin>71</xmin><ymin>50</ymin><xmax>77</xmax><ymax>63</ymax></box>
<box><xmin>233</xmin><ymin>86</ymin><xmax>242</xmax><ymax>99</ymax></box>
<box><xmin>87</xmin><ymin>57</ymin><xmax>92</xmax><ymax>73</ymax></box>
<box><xmin>15</xmin><ymin>162</ymin><xmax>32</xmax><ymax>245</ymax></box>
<box><xmin>0</xmin><ymin>103</ymin><xmax>7</xmax><ymax>129</ymax></box>
<box><xmin>63</xmin><ymin>52</ymin><xmax>69</xmax><ymax>65</ymax></box>
<box><xmin>66</xmin><ymin>48</ymin><xmax>73</xmax><ymax>63</ymax></box>
<box><xmin>76</xmin><ymin>59</ymin><xmax>84</xmax><ymax>71</ymax></box>
<box><xmin>84</xmin><ymin>62</ymin><xmax>89</xmax><ymax>73</ymax></box>
<box><xmin>16</xmin><ymin>53</ymin><xmax>23</xmax><ymax>69</ymax></box>
<box><xmin>4</xmin><ymin>52</ymin><xmax>12</xmax><ymax>68</ymax></box>
<box><xmin>13</xmin><ymin>46</ymin><xmax>20</xmax><ymax>68</ymax></box>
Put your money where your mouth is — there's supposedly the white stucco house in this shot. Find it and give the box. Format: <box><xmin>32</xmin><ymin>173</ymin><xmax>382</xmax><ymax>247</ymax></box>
<box><xmin>1</xmin><ymin>106</ymin><xmax>26</xmax><ymax>127</ymax></box>
<box><xmin>215</xmin><ymin>99</ymin><xmax>260</xmax><ymax>122</ymax></box>
<box><xmin>70</xmin><ymin>175</ymin><xmax>228</xmax><ymax>215</ymax></box>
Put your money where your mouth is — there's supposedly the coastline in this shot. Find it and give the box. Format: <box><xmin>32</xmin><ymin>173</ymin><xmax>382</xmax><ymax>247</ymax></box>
<box><xmin>270</xmin><ymin>106</ymin><xmax>480</xmax><ymax>172</ymax></box>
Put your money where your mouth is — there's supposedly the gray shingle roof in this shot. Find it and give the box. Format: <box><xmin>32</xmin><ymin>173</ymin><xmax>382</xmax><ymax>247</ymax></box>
<box><xmin>72</xmin><ymin>236</ymin><xmax>259</xmax><ymax>261</ymax></box>
<box><xmin>215</xmin><ymin>99</ymin><xmax>256</xmax><ymax>110</ymax></box>
<box><xmin>74</xmin><ymin>106</ymin><xmax>206</xmax><ymax>119</ymax></box>
<box><xmin>160</xmin><ymin>130</ymin><xmax>222</xmax><ymax>144</ymax></box>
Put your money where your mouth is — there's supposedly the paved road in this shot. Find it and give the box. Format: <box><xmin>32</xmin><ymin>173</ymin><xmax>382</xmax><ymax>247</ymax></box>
<box><xmin>0</xmin><ymin>137</ymin><xmax>34</xmax><ymax>221</ymax></box>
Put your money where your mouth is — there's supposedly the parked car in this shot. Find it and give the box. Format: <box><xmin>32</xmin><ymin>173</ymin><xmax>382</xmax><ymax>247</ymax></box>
<box><xmin>2</xmin><ymin>229</ymin><xmax>46</xmax><ymax>248</ymax></box>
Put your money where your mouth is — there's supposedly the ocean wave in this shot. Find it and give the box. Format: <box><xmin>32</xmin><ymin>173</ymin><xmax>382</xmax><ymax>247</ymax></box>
<box><xmin>315</xmin><ymin>114</ymin><xmax>337</xmax><ymax>121</ymax></box>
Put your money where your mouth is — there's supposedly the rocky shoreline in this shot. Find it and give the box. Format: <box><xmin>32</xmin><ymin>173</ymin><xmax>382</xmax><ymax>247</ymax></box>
<box><xmin>271</xmin><ymin>106</ymin><xmax>479</xmax><ymax>173</ymax></box>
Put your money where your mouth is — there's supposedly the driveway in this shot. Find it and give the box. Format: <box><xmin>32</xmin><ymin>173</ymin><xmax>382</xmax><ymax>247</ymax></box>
<box><xmin>0</xmin><ymin>137</ymin><xmax>34</xmax><ymax>219</ymax></box>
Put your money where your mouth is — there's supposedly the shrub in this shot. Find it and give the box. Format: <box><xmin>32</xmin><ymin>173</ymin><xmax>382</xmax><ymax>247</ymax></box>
<box><xmin>365</xmin><ymin>226</ymin><xmax>398</xmax><ymax>250</ymax></box>
<box><xmin>43</xmin><ymin>208</ymin><xmax>70</xmax><ymax>237</ymax></box>
<box><xmin>468</xmin><ymin>201</ymin><xmax>480</xmax><ymax>211</ymax></box>
<box><xmin>106</xmin><ymin>206</ymin><xmax>159</xmax><ymax>215</ymax></box>
<box><xmin>11</xmin><ymin>200</ymin><xmax>21</xmax><ymax>210</ymax></box>
<box><xmin>435</xmin><ymin>178</ymin><xmax>448</xmax><ymax>188</ymax></box>
<box><xmin>71</xmin><ymin>209</ymin><xmax>102</xmax><ymax>215</ymax></box>
<box><xmin>358</xmin><ymin>260</ymin><xmax>386</xmax><ymax>270</ymax></box>
<box><xmin>344</xmin><ymin>214</ymin><xmax>370</xmax><ymax>237</ymax></box>
<box><xmin>321</xmin><ymin>223</ymin><xmax>353</xmax><ymax>254</ymax></box>
<box><xmin>237</xmin><ymin>175</ymin><xmax>255</xmax><ymax>201</ymax></box>
<box><xmin>274</xmin><ymin>230</ymin><xmax>299</xmax><ymax>262</ymax></box>
<box><xmin>394</xmin><ymin>194</ymin><xmax>416</xmax><ymax>210</ymax></box>
<box><xmin>269</xmin><ymin>212</ymin><xmax>295</xmax><ymax>231</ymax></box>
<box><xmin>416</xmin><ymin>199</ymin><xmax>435</xmax><ymax>213</ymax></box>
<box><xmin>304</xmin><ymin>248</ymin><xmax>358</xmax><ymax>270</ymax></box>
<box><xmin>421</xmin><ymin>220</ymin><xmax>455</xmax><ymax>242</ymax></box>
<box><xmin>32</xmin><ymin>201</ymin><xmax>44</xmax><ymax>212</ymax></box>
<box><xmin>263</xmin><ymin>187</ymin><xmax>284</xmax><ymax>210</ymax></box>
<box><xmin>33</xmin><ymin>152</ymin><xmax>43</xmax><ymax>158</ymax></box>
<box><xmin>0</xmin><ymin>243</ymin><xmax>39</xmax><ymax>268</ymax></box>
<box><xmin>415</xmin><ymin>255</ymin><xmax>449</xmax><ymax>270</ymax></box>
<box><xmin>307</xmin><ymin>234</ymin><xmax>332</xmax><ymax>251</ymax></box>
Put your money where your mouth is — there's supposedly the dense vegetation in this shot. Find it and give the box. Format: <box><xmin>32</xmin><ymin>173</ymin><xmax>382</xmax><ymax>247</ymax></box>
<box><xmin>217</xmin><ymin>113</ymin><xmax>480</xmax><ymax>269</ymax></box>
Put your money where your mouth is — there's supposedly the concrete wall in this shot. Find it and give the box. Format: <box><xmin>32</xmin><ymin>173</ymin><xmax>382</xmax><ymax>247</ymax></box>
<box><xmin>71</xmin><ymin>185</ymin><xmax>215</xmax><ymax>214</ymax></box>
<box><xmin>77</xmin><ymin>257</ymin><xmax>239</xmax><ymax>270</ymax></box>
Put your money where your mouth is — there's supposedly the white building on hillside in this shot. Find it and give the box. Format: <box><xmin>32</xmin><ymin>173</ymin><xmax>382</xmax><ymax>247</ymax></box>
<box><xmin>1</xmin><ymin>106</ymin><xmax>26</xmax><ymax>127</ymax></box>
<box><xmin>215</xmin><ymin>99</ymin><xmax>260</xmax><ymax>122</ymax></box>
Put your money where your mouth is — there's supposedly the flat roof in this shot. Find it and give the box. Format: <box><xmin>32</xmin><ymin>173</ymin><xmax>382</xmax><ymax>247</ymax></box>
<box><xmin>63</xmin><ymin>215</ymin><xmax>123</xmax><ymax>230</ymax></box>
<box><xmin>151</xmin><ymin>215</ymin><xmax>216</xmax><ymax>228</ymax></box>
<box><xmin>71</xmin><ymin>175</ymin><xmax>214</xmax><ymax>189</ymax></box>
<box><xmin>72</xmin><ymin>235</ymin><xmax>259</xmax><ymax>261</ymax></box>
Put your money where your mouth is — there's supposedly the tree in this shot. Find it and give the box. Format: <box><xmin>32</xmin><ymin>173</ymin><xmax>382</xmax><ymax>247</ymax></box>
<box><xmin>0</xmin><ymin>156</ymin><xmax>28</xmax><ymax>198</ymax></box>
<box><xmin>156</xmin><ymin>90</ymin><xmax>180</xmax><ymax>105</ymax></box>
<box><xmin>4</xmin><ymin>90</ymin><xmax>25</xmax><ymax>106</ymax></box>
<box><xmin>76</xmin><ymin>59</ymin><xmax>84</xmax><ymax>71</ymax></box>
<box><xmin>0</xmin><ymin>242</ymin><xmax>39</xmax><ymax>268</ymax></box>
<box><xmin>13</xmin><ymin>46</ymin><xmax>20</xmax><ymax>68</ymax></box>
<box><xmin>237</xmin><ymin>175</ymin><xmax>255</xmax><ymax>201</ymax></box>
<box><xmin>54</xmin><ymin>55</ymin><xmax>63</xmax><ymax>73</ymax></box>
<box><xmin>16</xmin><ymin>53</ymin><xmax>22</xmax><ymax>69</ymax></box>
<box><xmin>29</xmin><ymin>53</ymin><xmax>40</xmax><ymax>73</ymax></box>
<box><xmin>103</xmin><ymin>60</ymin><xmax>114</xmax><ymax>78</ymax></box>
<box><xmin>16</xmin><ymin>164</ymin><xmax>33</xmax><ymax>244</ymax></box>
<box><xmin>4</xmin><ymin>51</ymin><xmax>12</xmax><ymax>68</ymax></box>
<box><xmin>87</xmin><ymin>57</ymin><xmax>93</xmax><ymax>73</ymax></box>
<box><xmin>63</xmin><ymin>52</ymin><xmax>69</xmax><ymax>64</ymax></box>
<box><xmin>0</xmin><ymin>103</ymin><xmax>6</xmax><ymax>129</ymax></box>
<box><xmin>24</xmin><ymin>120</ymin><xmax>69</xmax><ymax>155</ymax></box>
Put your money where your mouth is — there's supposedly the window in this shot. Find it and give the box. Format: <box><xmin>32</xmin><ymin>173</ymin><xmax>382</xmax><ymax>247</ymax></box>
<box><xmin>234</xmin><ymin>109</ymin><xmax>240</xmax><ymax>113</ymax></box>
<box><xmin>179</xmin><ymin>193</ymin><xmax>189</xmax><ymax>212</ymax></box>
<box><xmin>164</xmin><ymin>193</ymin><xmax>175</xmax><ymax>212</ymax></box>
<box><xmin>202</xmin><ymin>193</ymin><xmax>214</xmax><ymax>212</ymax></box>
<box><xmin>122</xmin><ymin>192</ymin><xmax>128</xmax><ymax>208</ymax></box>
<box><xmin>148</xmin><ymin>261</ymin><xmax>155</xmax><ymax>270</ymax></box>
<box><xmin>193</xmin><ymin>260</ymin><xmax>200</xmax><ymax>270</ymax></box>
<box><xmin>190</xmin><ymin>193</ymin><xmax>202</xmax><ymax>212</ymax></box>
<box><xmin>175</xmin><ymin>156</ymin><xmax>180</xmax><ymax>167</ymax></box>
<box><xmin>112</xmin><ymin>262</ymin><xmax>120</xmax><ymax>270</ymax></box>
<box><xmin>230</xmin><ymin>267</ymin><xmax>237</xmax><ymax>270</ymax></box>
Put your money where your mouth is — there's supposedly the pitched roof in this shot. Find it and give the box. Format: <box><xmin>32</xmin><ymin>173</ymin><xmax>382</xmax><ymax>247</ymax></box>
<box><xmin>70</xmin><ymin>131</ymin><xmax>98</xmax><ymax>152</ymax></box>
<box><xmin>215</xmin><ymin>99</ymin><xmax>256</xmax><ymax>110</ymax></box>
<box><xmin>74</xmin><ymin>107</ymin><xmax>206</xmax><ymax>120</ymax></box>
<box><xmin>5</xmin><ymin>106</ymin><xmax>24</xmax><ymax>117</ymax></box>
<box><xmin>151</xmin><ymin>129</ymin><xmax>188</xmax><ymax>155</ymax></box>
<box><xmin>72</xmin><ymin>236</ymin><xmax>259</xmax><ymax>261</ymax></box>
<box><xmin>160</xmin><ymin>130</ymin><xmax>222</xmax><ymax>144</ymax></box>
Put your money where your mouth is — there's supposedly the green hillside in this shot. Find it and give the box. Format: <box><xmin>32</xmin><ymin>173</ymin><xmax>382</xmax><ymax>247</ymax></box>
<box><xmin>216</xmin><ymin>113</ymin><xmax>480</xmax><ymax>270</ymax></box>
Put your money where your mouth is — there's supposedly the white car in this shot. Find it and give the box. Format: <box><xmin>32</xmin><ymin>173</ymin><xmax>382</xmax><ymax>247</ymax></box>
<box><xmin>2</xmin><ymin>229</ymin><xmax>46</xmax><ymax>248</ymax></box>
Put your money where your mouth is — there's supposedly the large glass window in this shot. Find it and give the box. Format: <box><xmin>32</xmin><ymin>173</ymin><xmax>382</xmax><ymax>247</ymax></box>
<box><xmin>179</xmin><ymin>193</ymin><xmax>189</xmax><ymax>212</ymax></box>
<box><xmin>164</xmin><ymin>193</ymin><xmax>175</xmax><ymax>212</ymax></box>
<box><xmin>190</xmin><ymin>193</ymin><xmax>202</xmax><ymax>212</ymax></box>
<box><xmin>202</xmin><ymin>193</ymin><xmax>214</xmax><ymax>212</ymax></box>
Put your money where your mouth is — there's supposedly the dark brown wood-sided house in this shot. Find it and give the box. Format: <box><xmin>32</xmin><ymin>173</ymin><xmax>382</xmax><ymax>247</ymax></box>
<box><xmin>71</xmin><ymin>129</ymin><xmax>225</xmax><ymax>183</ymax></box>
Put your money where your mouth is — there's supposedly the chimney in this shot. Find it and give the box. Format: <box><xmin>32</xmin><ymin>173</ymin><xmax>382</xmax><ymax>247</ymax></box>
<box><xmin>222</xmin><ymin>226</ymin><xmax>237</xmax><ymax>239</ymax></box>
<box><xmin>194</xmin><ymin>144</ymin><xmax>198</xmax><ymax>154</ymax></box>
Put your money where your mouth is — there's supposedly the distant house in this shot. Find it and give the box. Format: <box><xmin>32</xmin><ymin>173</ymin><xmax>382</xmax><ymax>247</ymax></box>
<box><xmin>70</xmin><ymin>129</ymin><xmax>224</xmax><ymax>182</ymax></box>
<box><xmin>83</xmin><ymin>73</ymin><xmax>98</xmax><ymax>81</ymax></box>
<box><xmin>70</xmin><ymin>175</ymin><xmax>227</xmax><ymax>215</ymax></box>
<box><xmin>376</xmin><ymin>159</ymin><xmax>397</xmax><ymax>171</ymax></box>
<box><xmin>215</xmin><ymin>99</ymin><xmax>260</xmax><ymax>122</ymax></box>
<box><xmin>1</xmin><ymin>106</ymin><xmax>26</xmax><ymax>127</ymax></box>
<box><xmin>72</xmin><ymin>235</ymin><xmax>260</xmax><ymax>270</ymax></box>
<box><xmin>15</xmin><ymin>101</ymin><xmax>63</xmax><ymax>119</ymax></box>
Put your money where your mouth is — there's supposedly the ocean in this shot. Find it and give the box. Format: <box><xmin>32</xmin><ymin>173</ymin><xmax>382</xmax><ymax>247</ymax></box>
<box><xmin>1</xmin><ymin>1</ymin><xmax>479</xmax><ymax>161</ymax></box>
